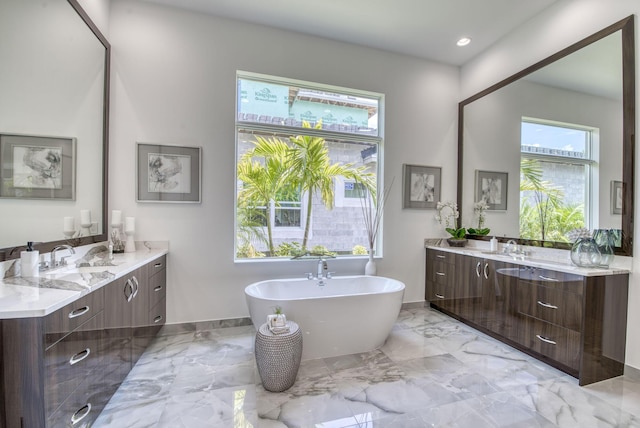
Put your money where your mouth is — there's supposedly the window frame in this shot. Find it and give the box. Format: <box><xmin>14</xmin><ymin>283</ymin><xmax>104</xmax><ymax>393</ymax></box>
<box><xmin>520</xmin><ymin>117</ymin><xmax>597</xmax><ymax>233</ymax></box>
<box><xmin>234</xmin><ymin>71</ymin><xmax>385</xmax><ymax>261</ymax></box>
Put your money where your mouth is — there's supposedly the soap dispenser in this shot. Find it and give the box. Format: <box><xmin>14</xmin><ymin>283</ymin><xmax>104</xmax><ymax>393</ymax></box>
<box><xmin>21</xmin><ymin>242</ymin><xmax>39</xmax><ymax>277</ymax></box>
<box><xmin>490</xmin><ymin>236</ymin><xmax>498</xmax><ymax>253</ymax></box>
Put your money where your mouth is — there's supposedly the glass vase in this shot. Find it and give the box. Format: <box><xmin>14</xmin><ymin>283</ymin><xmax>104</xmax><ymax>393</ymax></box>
<box><xmin>593</xmin><ymin>229</ymin><xmax>615</xmax><ymax>268</ymax></box>
<box><xmin>570</xmin><ymin>237</ymin><xmax>602</xmax><ymax>268</ymax></box>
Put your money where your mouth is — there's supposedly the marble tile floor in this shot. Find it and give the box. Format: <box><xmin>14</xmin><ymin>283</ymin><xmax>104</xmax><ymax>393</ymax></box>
<box><xmin>93</xmin><ymin>306</ymin><xmax>640</xmax><ymax>427</ymax></box>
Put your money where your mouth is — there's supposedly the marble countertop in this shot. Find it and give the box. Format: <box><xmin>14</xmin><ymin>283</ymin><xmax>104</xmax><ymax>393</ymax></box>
<box><xmin>424</xmin><ymin>239</ymin><xmax>631</xmax><ymax>277</ymax></box>
<box><xmin>0</xmin><ymin>243</ymin><xmax>168</xmax><ymax>319</ymax></box>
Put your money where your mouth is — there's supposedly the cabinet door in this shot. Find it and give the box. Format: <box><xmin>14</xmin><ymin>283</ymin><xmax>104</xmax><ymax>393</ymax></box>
<box><xmin>131</xmin><ymin>266</ymin><xmax>150</xmax><ymax>365</ymax></box>
<box><xmin>103</xmin><ymin>276</ymin><xmax>134</xmax><ymax>398</ymax></box>
<box><xmin>453</xmin><ymin>255</ymin><xmax>483</xmax><ymax>321</ymax></box>
<box><xmin>481</xmin><ymin>259</ymin><xmax>519</xmax><ymax>339</ymax></box>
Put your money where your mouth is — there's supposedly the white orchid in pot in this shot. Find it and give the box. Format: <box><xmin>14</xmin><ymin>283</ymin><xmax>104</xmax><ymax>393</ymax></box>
<box><xmin>435</xmin><ymin>201</ymin><xmax>467</xmax><ymax>247</ymax></box>
<box><xmin>468</xmin><ymin>200</ymin><xmax>491</xmax><ymax>236</ymax></box>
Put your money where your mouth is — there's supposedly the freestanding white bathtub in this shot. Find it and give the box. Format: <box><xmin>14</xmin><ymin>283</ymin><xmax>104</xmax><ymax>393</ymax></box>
<box><xmin>244</xmin><ymin>275</ymin><xmax>405</xmax><ymax>360</ymax></box>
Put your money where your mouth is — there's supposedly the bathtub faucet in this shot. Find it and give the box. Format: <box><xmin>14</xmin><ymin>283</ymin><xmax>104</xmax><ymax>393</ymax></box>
<box><xmin>317</xmin><ymin>258</ymin><xmax>327</xmax><ymax>279</ymax></box>
<box><xmin>306</xmin><ymin>258</ymin><xmax>332</xmax><ymax>285</ymax></box>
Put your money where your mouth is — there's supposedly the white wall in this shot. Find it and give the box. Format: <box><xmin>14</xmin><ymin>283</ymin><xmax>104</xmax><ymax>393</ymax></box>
<box><xmin>108</xmin><ymin>0</ymin><xmax>459</xmax><ymax>323</ymax></box>
<box><xmin>77</xmin><ymin>0</ymin><xmax>111</xmax><ymax>38</ymax></box>
<box><xmin>461</xmin><ymin>0</ymin><xmax>640</xmax><ymax>370</ymax></box>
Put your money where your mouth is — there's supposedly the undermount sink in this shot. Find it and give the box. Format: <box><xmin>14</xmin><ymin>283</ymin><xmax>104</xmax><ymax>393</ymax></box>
<box><xmin>479</xmin><ymin>251</ymin><xmax>571</xmax><ymax>267</ymax></box>
<box><xmin>43</xmin><ymin>263</ymin><xmax>119</xmax><ymax>277</ymax></box>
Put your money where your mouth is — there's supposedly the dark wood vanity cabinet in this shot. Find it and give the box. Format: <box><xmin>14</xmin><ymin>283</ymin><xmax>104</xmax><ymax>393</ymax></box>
<box><xmin>425</xmin><ymin>248</ymin><xmax>629</xmax><ymax>385</ymax></box>
<box><xmin>148</xmin><ymin>255</ymin><xmax>167</xmax><ymax>338</ymax></box>
<box><xmin>0</xmin><ymin>255</ymin><xmax>167</xmax><ymax>428</ymax></box>
<box><xmin>101</xmin><ymin>257</ymin><xmax>167</xmax><ymax>414</ymax></box>
<box><xmin>425</xmin><ymin>249</ymin><xmax>456</xmax><ymax>310</ymax></box>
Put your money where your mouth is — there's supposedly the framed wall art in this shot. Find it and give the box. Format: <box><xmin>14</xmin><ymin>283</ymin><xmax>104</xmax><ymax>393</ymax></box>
<box><xmin>475</xmin><ymin>170</ymin><xmax>508</xmax><ymax>211</ymax></box>
<box><xmin>137</xmin><ymin>143</ymin><xmax>202</xmax><ymax>203</ymax></box>
<box><xmin>402</xmin><ymin>164</ymin><xmax>441</xmax><ymax>209</ymax></box>
<box><xmin>611</xmin><ymin>180</ymin><xmax>623</xmax><ymax>215</ymax></box>
<box><xmin>0</xmin><ymin>133</ymin><xmax>76</xmax><ymax>200</ymax></box>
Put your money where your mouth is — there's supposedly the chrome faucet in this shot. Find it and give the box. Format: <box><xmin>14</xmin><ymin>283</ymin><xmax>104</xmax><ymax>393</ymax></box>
<box><xmin>503</xmin><ymin>239</ymin><xmax>518</xmax><ymax>255</ymax></box>
<box><xmin>503</xmin><ymin>239</ymin><xmax>529</xmax><ymax>259</ymax></box>
<box><xmin>51</xmin><ymin>244</ymin><xmax>76</xmax><ymax>268</ymax></box>
<box><xmin>317</xmin><ymin>258</ymin><xmax>327</xmax><ymax>279</ymax></box>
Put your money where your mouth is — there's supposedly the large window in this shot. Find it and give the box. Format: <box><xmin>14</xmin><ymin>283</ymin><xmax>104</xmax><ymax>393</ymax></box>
<box><xmin>520</xmin><ymin>119</ymin><xmax>596</xmax><ymax>242</ymax></box>
<box><xmin>235</xmin><ymin>72</ymin><xmax>384</xmax><ymax>259</ymax></box>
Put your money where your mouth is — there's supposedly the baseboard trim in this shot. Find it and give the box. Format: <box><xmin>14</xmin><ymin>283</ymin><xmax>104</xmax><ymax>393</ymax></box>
<box><xmin>159</xmin><ymin>317</ymin><xmax>253</xmax><ymax>336</ymax></box>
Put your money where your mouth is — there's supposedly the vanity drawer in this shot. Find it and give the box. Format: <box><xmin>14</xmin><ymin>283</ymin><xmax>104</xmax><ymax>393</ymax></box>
<box><xmin>430</xmin><ymin>260</ymin><xmax>455</xmax><ymax>286</ymax></box>
<box><xmin>428</xmin><ymin>249</ymin><xmax>455</xmax><ymax>264</ymax></box>
<box><xmin>45</xmin><ymin>312</ymin><xmax>104</xmax><ymax>417</ymax></box>
<box><xmin>150</xmin><ymin>297</ymin><xmax>166</xmax><ymax>329</ymax></box>
<box><xmin>518</xmin><ymin>315</ymin><xmax>581</xmax><ymax>370</ymax></box>
<box><xmin>518</xmin><ymin>267</ymin><xmax>584</xmax><ymax>294</ymax></box>
<box><xmin>149</xmin><ymin>267</ymin><xmax>166</xmax><ymax>309</ymax></box>
<box><xmin>47</xmin><ymin>370</ymin><xmax>108</xmax><ymax>428</ymax></box>
<box><xmin>149</xmin><ymin>255</ymin><xmax>166</xmax><ymax>277</ymax></box>
<box><xmin>430</xmin><ymin>282</ymin><xmax>454</xmax><ymax>301</ymax></box>
<box><xmin>516</xmin><ymin>283</ymin><xmax>583</xmax><ymax>331</ymax></box>
<box><xmin>45</xmin><ymin>288</ymin><xmax>104</xmax><ymax>349</ymax></box>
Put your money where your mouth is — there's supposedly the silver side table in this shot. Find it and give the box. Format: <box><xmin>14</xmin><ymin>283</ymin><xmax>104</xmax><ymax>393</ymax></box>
<box><xmin>255</xmin><ymin>321</ymin><xmax>303</xmax><ymax>392</ymax></box>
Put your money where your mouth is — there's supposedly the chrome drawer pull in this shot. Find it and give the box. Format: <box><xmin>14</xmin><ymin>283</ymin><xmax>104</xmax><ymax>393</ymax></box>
<box><xmin>483</xmin><ymin>263</ymin><xmax>489</xmax><ymax>280</ymax></box>
<box><xmin>132</xmin><ymin>276</ymin><xmax>140</xmax><ymax>298</ymax></box>
<box><xmin>154</xmin><ymin>315</ymin><xmax>163</xmax><ymax>323</ymax></box>
<box><xmin>435</xmin><ymin>294</ymin><xmax>445</xmax><ymax>299</ymax></box>
<box><xmin>436</xmin><ymin>272</ymin><xmax>446</xmax><ymax>276</ymax></box>
<box><xmin>154</xmin><ymin>262</ymin><xmax>163</xmax><ymax>268</ymax></box>
<box><xmin>125</xmin><ymin>279</ymin><xmax>134</xmax><ymax>302</ymax></box>
<box><xmin>476</xmin><ymin>262</ymin><xmax>481</xmax><ymax>277</ymax></box>
<box><xmin>536</xmin><ymin>335</ymin><xmax>557</xmax><ymax>345</ymax></box>
<box><xmin>69</xmin><ymin>348</ymin><xmax>91</xmax><ymax>365</ymax></box>
<box><xmin>71</xmin><ymin>403</ymin><xmax>92</xmax><ymax>425</ymax></box>
<box><xmin>68</xmin><ymin>306</ymin><xmax>90</xmax><ymax>319</ymax></box>
<box><xmin>537</xmin><ymin>300</ymin><xmax>558</xmax><ymax>310</ymax></box>
<box><xmin>436</xmin><ymin>255</ymin><xmax>446</xmax><ymax>259</ymax></box>
<box><xmin>538</xmin><ymin>275</ymin><xmax>559</xmax><ymax>282</ymax></box>
<box><xmin>154</xmin><ymin>285</ymin><xmax>163</xmax><ymax>292</ymax></box>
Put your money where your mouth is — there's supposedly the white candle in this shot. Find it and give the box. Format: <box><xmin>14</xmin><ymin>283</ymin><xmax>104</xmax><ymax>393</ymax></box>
<box><xmin>125</xmin><ymin>217</ymin><xmax>135</xmax><ymax>233</ymax></box>
<box><xmin>112</xmin><ymin>210</ymin><xmax>122</xmax><ymax>226</ymax></box>
<box><xmin>63</xmin><ymin>216</ymin><xmax>75</xmax><ymax>233</ymax></box>
<box><xmin>80</xmin><ymin>209</ymin><xmax>91</xmax><ymax>226</ymax></box>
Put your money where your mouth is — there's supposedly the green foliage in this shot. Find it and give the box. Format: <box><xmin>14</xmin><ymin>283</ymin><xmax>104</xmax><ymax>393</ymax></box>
<box><xmin>235</xmin><ymin>243</ymin><xmax>265</xmax><ymax>258</ymax></box>
<box><xmin>445</xmin><ymin>227</ymin><xmax>467</xmax><ymax>239</ymax></box>
<box><xmin>235</xmin><ymin>205</ymin><xmax>268</xmax><ymax>258</ymax></box>
<box><xmin>467</xmin><ymin>228</ymin><xmax>490</xmax><ymax>236</ymax></box>
<box><xmin>287</xmin><ymin>121</ymin><xmax>375</xmax><ymax>247</ymax></box>
<box><xmin>310</xmin><ymin>245</ymin><xmax>337</xmax><ymax>257</ymax></box>
<box><xmin>236</xmin><ymin>120</ymin><xmax>375</xmax><ymax>257</ymax></box>
<box><xmin>519</xmin><ymin>158</ymin><xmax>585</xmax><ymax>241</ymax></box>
<box><xmin>352</xmin><ymin>245</ymin><xmax>368</xmax><ymax>255</ymax></box>
<box><xmin>274</xmin><ymin>241</ymin><xmax>304</xmax><ymax>257</ymax></box>
<box><xmin>237</xmin><ymin>136</ymin><xmax>291</xmax><ymax>254</ymax></box>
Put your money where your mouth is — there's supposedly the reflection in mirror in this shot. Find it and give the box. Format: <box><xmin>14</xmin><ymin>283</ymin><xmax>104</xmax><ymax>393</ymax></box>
<box><xmin>0</xmin><ymin>0</ymin><xmax>109</xmax><ymax>259</ymax></box>
<box><xmin>458</xmin><ymin>16</ymin><xmax>634</xmax><ymax>256</ymax></box>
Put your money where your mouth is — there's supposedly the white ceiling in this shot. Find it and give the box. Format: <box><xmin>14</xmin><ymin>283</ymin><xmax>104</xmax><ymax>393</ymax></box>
<box><xmin>139</xmin><ymin>0</ymin><xmax>559</xmax><ymax>66</ymax></box>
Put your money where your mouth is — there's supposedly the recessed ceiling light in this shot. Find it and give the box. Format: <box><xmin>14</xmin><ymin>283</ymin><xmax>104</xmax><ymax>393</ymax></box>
<box><xmin>457</xmin><ymin>37</ymin><xmax>472</xmax><ymax>47</ymax></box>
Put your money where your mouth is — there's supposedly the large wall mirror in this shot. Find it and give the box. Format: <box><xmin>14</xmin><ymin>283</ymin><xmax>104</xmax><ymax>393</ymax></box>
<box><xmin>0</xmin><ymin>0</ymin><xmax>110</xmax><ymax>260</ymax></box>
<box><xmin>458</xmin><ymin>15</ymin><xmax>634</xmax><ymax>256</ymax></box>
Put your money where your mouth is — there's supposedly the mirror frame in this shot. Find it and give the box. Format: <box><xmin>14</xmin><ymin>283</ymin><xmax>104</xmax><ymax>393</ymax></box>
<box><xmin>1</xmin><ymin>0</ymin><xmax>110</xmax><ymax>261</ymax></box>
<box><xmin>457</xmin><ymin>15</ymin><xmax>635</xmax><ymax>256</ymax></box>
